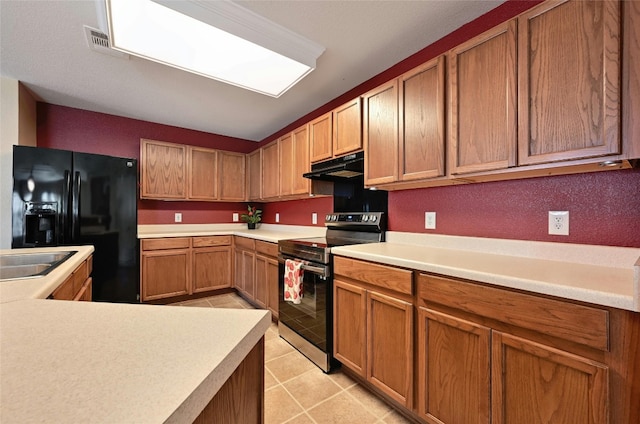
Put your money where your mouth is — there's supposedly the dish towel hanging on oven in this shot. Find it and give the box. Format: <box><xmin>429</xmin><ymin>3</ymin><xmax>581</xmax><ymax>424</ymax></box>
<box><xmin>284</xmin><ymin>259</ymin><xmax>304</xmax><ymax>304</ymax></box>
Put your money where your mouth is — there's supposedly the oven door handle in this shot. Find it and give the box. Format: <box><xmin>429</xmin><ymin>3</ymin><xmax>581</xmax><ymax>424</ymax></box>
<box><xmin>278</xmin><ymin>255</ymin><xmax>329</xmax><ymax>278</ymax></box>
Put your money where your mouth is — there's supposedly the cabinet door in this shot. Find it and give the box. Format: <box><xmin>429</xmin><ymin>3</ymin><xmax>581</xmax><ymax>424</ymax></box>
<box><xmin>141</xmin><ymin>249</ymin><xmax>190</xmax><ymax>301</ymax></box>
<box><xmin>364</xmin><ymin>80</ymin><xmax>398</xmax><ymax>186</ymax></box>
<box><xmin>333</xmin><ymin>97</ymin><xmax>362</xmax><ymax>156</ymax></box>
<box><xmin>278</xmin><ymin>133</ymin><xmax>294</xmax><ymax>196</ymax></box>
<box><xmin>254</xmin><ymin>254</ymin><xmax>269</xmax><ymax>309</ymax></box>
<box><xmin>235</xmin><ymin>249</ymin><xmax>255</xmax><ymax>299</ymax></box>
<box><xmin>367</xmin><ymin>290</ymin><xmax>413</xmax><ymax>408</ymax></box>
<box><xmin>448</xmin><ymin>20</ymin><xmax>517</xmax><ymax>175</ymax></box>
<box><xmin>140</xmin><ymin>139</ymin><xmax>186</xmax><ymax>199</ymax></box>
<box><xmin>291</xmin><ymin>124</ymin><xmax>310</xmax><ymax>195</ymax></box>
<box><xmin>333</xmin><ymin>279</ymin><xmax>367</xmax><ymax>377</ymax></box>
<box><xmin>247</xmin><ymin>149</ymin><xmax>262</xmax><ymax>201</ymax></box>
<box><xmin>188</xmin><ymin>147</ymin><xmax>218</xmax><ymax>200</ymax></box>
<box><xmin>417</xmin><ymin>308</ymin><xmax>491</xmax><ymax>424</ymax></box>
<box><xmin>399</xmin><ymin>56</ymin><xmax>446</xmax><ymax>181</ymax></box>
<box><xmin>623</xmin><ymin>0</ymin><xmax>640</xmax><ymax>159</ymax></box>
<box><xmin>518</xmin><ymin>0</ymin><xmax>620</xmax><ymax>165</ymax></box>
<box><xmin>261</xmin><ymin>142</ymin><xmax>279</xmax><ymax>199</ymax></box>
<box><xmin>492</xmin><ymin>331</ymin><xmax>608</xmax><ymax>424</ymax></box>
<box><xmin>218</xmin><ymin>151</ymin><xmax>245</xmax><ymax>201</ymax></box>
<box><xmin>266</xmin><ymin>256</ymin><xmax>279</xmax><ymax>320</ymax></box>
<box><xmin>309</xmin><ymin>111</ymin><xmax>333</xmax><ymax>163</ymax></box>
<box><xmin>193</xmin><ymin>247</ymin><xmax>231</xmax><ymax>292</ymax></box>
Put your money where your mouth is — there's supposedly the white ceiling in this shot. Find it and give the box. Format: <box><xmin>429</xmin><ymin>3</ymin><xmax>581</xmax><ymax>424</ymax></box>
<box><xmin>0</xmin><ymin>0</ymin><xmax>504</xmax><ymax>142</ymax></box>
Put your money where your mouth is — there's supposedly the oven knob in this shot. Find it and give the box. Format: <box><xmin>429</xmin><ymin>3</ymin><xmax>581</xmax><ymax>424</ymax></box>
<box><xmin>325</xmin><ymin>214</ymin><xmax>331</xmax><ymax>222</ymax></box>
<box><xmin>362</xmin><ymin>215</ymin><xmax>368</xmax><ymax>222</ymax></box>
<box><xmin>369</xmin><ymin>215</ymin><xmax>377</xmax><ymax>222</ymax></box>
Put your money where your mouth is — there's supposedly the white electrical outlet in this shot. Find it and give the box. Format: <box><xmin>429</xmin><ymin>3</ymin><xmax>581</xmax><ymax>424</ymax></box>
<box><xmin>425</xmin><ymin>212</ymin><xmax>436</xmax><ymax>229</ymax></box>
<box><xmin>232</xmin><ymin>213</ymin><xmax>239</xmax><ymax>222</ymax></box>
<box><xmin>548</xmin><ymin>211</ymin><xmax>569</xmax><ymax>235</ymax></box>
<box><xmin>312</xmin><ymin>213</ymin><xmax>318</xmax><ymax>225</ymax></box>
<box><xmin>174</xmin><ymin>212</ymin><xmax>182</xmax><ymax>223</ymax></box>
<box><xmin>275</xmin><ymin>213</ymin><xmax>280</xmax><ymax>223</ymax></box>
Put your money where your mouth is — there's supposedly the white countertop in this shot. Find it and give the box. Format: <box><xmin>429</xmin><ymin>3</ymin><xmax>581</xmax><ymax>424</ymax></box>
<box><xmin>138</xmin><ymin>223</ymin><xmax>326</xmax><ymax>243</ymax></box>
<box><xmin>331</xmin><ymin>232</ymin><xmax>640</xmax><ymax>312</ymax></box>
<box><xmin>0</xmin><ymin>245</ymin><xmax>94</xmax><ymax>303</ymax></box>
<box><xmin>0</xmin><ymin>246</ymin><xmax>271</xmax><ymax>423</ymax></box>
<box><xmin>0</xmin><ymin>299</ymin><xmax>270</xmax><ymax>424</ymax></box>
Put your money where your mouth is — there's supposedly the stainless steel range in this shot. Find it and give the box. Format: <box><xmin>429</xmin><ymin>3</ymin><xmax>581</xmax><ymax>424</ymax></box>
<box><xmin>278</xmin><ymin>212</ymin><xmax>386</xmax><ymax>372</ymax></box>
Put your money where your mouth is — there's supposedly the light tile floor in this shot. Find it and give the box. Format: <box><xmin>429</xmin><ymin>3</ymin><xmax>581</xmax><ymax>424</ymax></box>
<box><xmin>172</xmin><ymin>293</ymin><xmax>413</xmax><ymax>424</ymax></box>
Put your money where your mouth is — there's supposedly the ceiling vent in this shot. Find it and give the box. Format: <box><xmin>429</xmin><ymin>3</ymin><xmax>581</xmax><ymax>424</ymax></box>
<box><xmin>83</xmin><ymin>25</ymin><xmax>129</xmax><ymax>59</ymax></box>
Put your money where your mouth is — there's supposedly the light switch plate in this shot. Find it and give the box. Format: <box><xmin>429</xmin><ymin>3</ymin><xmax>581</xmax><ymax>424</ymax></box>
<box><xmin>425</xmin><ymin>212</ymin><xmax>436</xmax><ymax>229</ymax></box>
<box><xmin>312</xmin><ymin>213</ymin><xmax>318</xmax><ymax>224</ymax></box>
<box><xmin>174</xmin><ymin>212</ymin><xmax>182</xmax><ymax>223</ymax></box>
<box><xmin>232</xmin><ymin>213</ymin><xmax>239</xmax><ymax>222</ymax></box>
<box><xmin>275</xmin><ymin>213</ymin><xmax>280</xmax><ymax>223</ymax></box>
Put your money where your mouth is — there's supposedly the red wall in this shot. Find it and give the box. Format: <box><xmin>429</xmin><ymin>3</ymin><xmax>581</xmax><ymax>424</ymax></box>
<box><xmin>37</xmin><ymin>103</ymin><xmax>258</xmax><ymax>225</ymax></box>
<box><xmin>388</xmin><ymin>169</ymin><xmax>640</xmax><ymax>248</ymax></box>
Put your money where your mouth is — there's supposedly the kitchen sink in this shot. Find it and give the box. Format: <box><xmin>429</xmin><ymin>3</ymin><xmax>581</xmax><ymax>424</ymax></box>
<box><xmin>0</xmin><ymin>251</ymin><xmax>77</xmax><ymax>281</ymax></box>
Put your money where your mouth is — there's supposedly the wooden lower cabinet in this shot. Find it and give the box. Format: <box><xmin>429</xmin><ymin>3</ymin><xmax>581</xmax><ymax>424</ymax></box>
<box><xmin>417</xmin><ymin>308</ymin><xmax>490</xmax><ymax>424</ymax></box>
<box><xmin>192</xmin><ymin>247</ymin><xmax>231</xmax><ymax>293</ymax></box>
<box><xmin>255</xmin><ymin>252</ymin><xmax>279</xmax><ymax>319</ymax></box>
<box><xmin>334</xmin><ymin>280</ymin><xmax>367</xmax><ymax>375</ymax></box>
<box><xmin>417</xmin><ymin>272</ymin><xmax>613</xmax><ymax>424</ymax></box>
<box><xmin>50</xmin><ymin>255</ymin><xmax>93</xmax><ymax>301</ymax></box>
<box><xmin>333</xmin><ymin>257</ymin><xmax>414</xmax><ymax>409</ymax></box>
<box><xmin>235</xmin><ymin>237</ymin><xmax>279</xmax><ymax>319</ymax></box>
<box><xmin>141</xmin><ymin>246</ymin><xmax>190</xmax><ymax>301</ymax></box>
<box><xmin>141</xmin><ymin>236</ymin><xmax>232</xmax><ymax>301</ymax></box>
<box><xmin>492</xmin><ymin>332</ymin><xmax>608</xmax><ymax>424</ymax></box>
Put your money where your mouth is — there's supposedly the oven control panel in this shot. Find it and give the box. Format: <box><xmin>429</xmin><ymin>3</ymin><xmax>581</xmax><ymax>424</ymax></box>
<box><xmin>325</xmin><ymin>212</ymin><xmax>385</xmax><ymax>226</ymax></box>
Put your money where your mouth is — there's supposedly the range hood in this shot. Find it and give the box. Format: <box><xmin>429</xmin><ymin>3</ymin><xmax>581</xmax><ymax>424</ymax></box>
<box><xmin>303</xmin><ymin>151</ymin><xmax>364</xmax><ymax>181</ymax></box>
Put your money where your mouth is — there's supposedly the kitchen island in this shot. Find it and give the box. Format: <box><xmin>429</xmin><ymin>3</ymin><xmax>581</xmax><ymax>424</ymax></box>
<box><xmin>0</xmin><ymin>247</ymin><xmax>270</xmax><ymax>424</ymax></box>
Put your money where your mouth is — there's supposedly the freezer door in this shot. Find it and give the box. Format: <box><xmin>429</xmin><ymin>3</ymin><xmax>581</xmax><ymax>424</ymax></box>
<box><xmin>72</xmin><ymin>152</ymin><xmax>139</xmax><ymax>303</ymax></box>
<box><xmin>12</xmin><ymin>146</ymin><xmax>72</xmax><ymax>248</ymax></box>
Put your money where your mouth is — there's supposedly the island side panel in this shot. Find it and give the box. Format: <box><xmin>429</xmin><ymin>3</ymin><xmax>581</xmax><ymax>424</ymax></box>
<box><xmin>193</xmin><ymin>337</ymin><xmax>265</xmax><ymax>424</ymax></box>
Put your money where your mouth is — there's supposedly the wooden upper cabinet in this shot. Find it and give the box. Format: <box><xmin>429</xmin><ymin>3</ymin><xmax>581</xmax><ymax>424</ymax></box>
<box><xmin>278</xmin><ymin>133</ymin><xmax>294</xmax><ymax>197</ymax></box>
<box><xmin>218</xmin><ymin>151</ymin><xmax>245</xmax><ymax>201</ymax></box>
<box><xmin>309</xmin><ymin>111</ymin><xmax>333</xmax><ymax>163</ymax></box>
<box><xmin>399</xmin><ymin>55</ymin><xmax>446</xmax><ymax>181</ymax></box>
<box><xmin>623</xmin><ymin>0</ymin><xmax>640</xmax><ymax>160</ymax></box>
<box><xmin>518</xmin><ymin>0</ymin><xmax>621</xmax><ymax>165</ymax></box>
<box><xmin>188</xmin><ymin>147</ymin><xmax>217</xmax><ymax>201</ymax></box>
<box><xmin>291</xmin><ymin>124</ymin><xmax>310</xmax><ymax>195</ymax></box>
<box><xmin>333</xmin><ymin>97</ymin><xmax>363</xmax><ymax>157</ymax></box>
<box><xmin>448</xmin><ymin>20</ymin><xmax>517</xmax><ymax>175</ymax></box>
<box><xmin>262</xmin><ymin>141</ymin><xmax>279</xmax><ymax>199</ymax></box>
<box><xmin>247</xmin><ymin>149</ymin><xmax>262</xmax><ymax>201</ymax></box>
<box><xmin>140</xmin><ymin>139</ymin><xmax>186</xmax><ymax>199</ymax></box>
<box><xmin>364</xmin><ymin>80</ymin><xmax>398</xmax><ymax>186</ymax></box>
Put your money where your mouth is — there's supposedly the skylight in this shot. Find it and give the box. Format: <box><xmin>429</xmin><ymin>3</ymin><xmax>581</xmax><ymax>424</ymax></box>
<box><xmin>102</xmin><ymin>0</ymin><xmax>324</xmax><ymax>97</ymax></box>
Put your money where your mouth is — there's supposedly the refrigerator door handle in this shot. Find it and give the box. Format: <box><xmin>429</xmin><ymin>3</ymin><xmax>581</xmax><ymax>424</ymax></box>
<box><xmin>71</xmin><ymin>171</ymin><xmax>81</xmax><ymax>242</ymax></box>
<box><xmin>62</xmin><ymin>170</ymin><xmax>71</xmax><ymax>244</ymax></box>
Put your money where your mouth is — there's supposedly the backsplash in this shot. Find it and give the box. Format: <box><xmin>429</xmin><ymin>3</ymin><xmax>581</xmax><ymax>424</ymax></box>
<box><xmin>388</xmin><ymin>168</ymin><xmax>640</xmax><ymax>248</ymax></box>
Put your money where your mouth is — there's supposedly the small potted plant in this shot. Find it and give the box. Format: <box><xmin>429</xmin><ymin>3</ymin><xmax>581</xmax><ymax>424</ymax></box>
<box><xmin>241</xmin><ymin>205</ymin><xmax>262</xmax><ymax>229</ymax></box>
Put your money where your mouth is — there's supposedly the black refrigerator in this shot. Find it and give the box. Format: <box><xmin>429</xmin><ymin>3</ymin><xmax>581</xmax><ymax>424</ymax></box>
<box><xmin>12</xmin><ymin>146</ymin><xmax>139</xmax><ymax>303</ymax></box>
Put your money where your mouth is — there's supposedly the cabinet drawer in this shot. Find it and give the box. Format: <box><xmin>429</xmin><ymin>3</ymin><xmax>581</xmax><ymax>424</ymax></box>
<box><xmin>235</xmin><ymin>236</ymin><xmax>256</xmax><ymax>250</ymax></box>
<box><xmin>255</xmin><ymin>240</ymin><xmax>278</xmax><ymax>257</ymax></box>
<box><xmin>334</xmin><ymin>256</ymin><xmax>413</xmax><ymax>295</ymax></box>
<box><xmin>418</xmin><ymin>273</ymin><xmax>609</xmax><ymax>351</ymax></box>
<box><xmin>192</xmin><ymin>235</ymin><xmax>232</xmax><ymax>248</ymax></box>
<box><xmin>142</xmin><ymin>237</ymin><xmax>191</xmax><ymax>251</ymax></box>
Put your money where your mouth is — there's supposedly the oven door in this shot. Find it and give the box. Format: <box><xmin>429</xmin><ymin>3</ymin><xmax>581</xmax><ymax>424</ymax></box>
<box><xmin>278</xmin><ymin>253</ymin><xmax>332</xmax><ymax>355</ymax></box>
